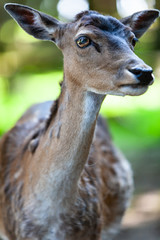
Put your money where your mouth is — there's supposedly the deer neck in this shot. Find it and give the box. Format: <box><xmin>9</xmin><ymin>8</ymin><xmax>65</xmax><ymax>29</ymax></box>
<box><xmin>27</xmin><ymin>76</ymin><xmax>105</xmax><ymax>209</ymax></box>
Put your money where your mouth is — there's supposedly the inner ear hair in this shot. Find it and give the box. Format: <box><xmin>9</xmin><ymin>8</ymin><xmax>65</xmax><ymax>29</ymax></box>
<box><xmin>4</xmin><ymin>3</ymin><xmax>62</xmax><ymax>41</ymax></box>
<box><xmin>121</xmin><ymin>10</ymin><xmax>160</xmax><ymax>38</ymax></box>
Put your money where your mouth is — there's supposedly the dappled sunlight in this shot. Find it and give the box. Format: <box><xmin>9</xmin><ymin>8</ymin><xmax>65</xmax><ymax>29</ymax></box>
<box><xmin>117</xmin><ymin>0</ymin><xmax>150</xmax><ymax>17</ymax></box>
<box><xmin>57</xmin><ymin>0</ymin><xmax>89</xmax><ymax>19</ymax></box>
<box><xmin>123</xmin><ymin>191</ymin><xmax>160</xmax><ymax>227</ymax></box>
<box><xmin>115</xmin><ymin>191</ymin><xmax>160</xmax><ymax>240</ymax></box>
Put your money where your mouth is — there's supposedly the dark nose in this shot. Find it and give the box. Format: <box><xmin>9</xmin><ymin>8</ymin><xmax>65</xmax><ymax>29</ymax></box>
<box><xmin>129</xmin><ymin>68</ymin><xmax>154</xmax><ymax>85</ymax></box>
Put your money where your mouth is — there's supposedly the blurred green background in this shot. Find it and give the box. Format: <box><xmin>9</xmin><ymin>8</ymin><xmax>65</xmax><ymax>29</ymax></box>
<box><xmin>0</xmin><ymin>0</ymin><xmax>160</xmax><ymax>238</ymax></box>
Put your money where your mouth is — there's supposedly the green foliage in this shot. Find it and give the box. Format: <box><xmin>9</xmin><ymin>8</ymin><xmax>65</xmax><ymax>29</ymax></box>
<box><xmin>0</xmin><ymin>72</ymin><xmax>62</xmax><ymax>135</ymax></box>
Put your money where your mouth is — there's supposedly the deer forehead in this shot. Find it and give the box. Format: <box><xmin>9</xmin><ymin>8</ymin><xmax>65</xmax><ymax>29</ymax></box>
<box><xmin>74</xmin><ymin>13</ymin><xmax>131</xmax><ymax>37</ymax></box>
<box><xmin>62</xmin><ymin>13</ymin><xmax>133</xmax><ymax>51</ymax></box>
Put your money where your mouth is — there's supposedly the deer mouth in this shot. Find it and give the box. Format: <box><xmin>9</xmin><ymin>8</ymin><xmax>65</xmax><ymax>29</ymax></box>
<box><xmin>120</xmin><ymin>80</ymin><xmax>154</xmax><ymax>89</ymax></box>
<box><xmin>118</xmin><ymin>81</ymin><xmax>154</xmax><ymax>96</ymax></box>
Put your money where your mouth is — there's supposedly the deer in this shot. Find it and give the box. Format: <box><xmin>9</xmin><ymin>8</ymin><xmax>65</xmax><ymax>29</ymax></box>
<box><xmin>0</xmin><ymin>3</ymin><xmax>159</xmax><ymax>240</ymax></box>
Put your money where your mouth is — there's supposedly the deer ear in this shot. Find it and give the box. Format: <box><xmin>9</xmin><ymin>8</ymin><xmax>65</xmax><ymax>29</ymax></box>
<box><xmin>4</xmin><ymin>3</ymin><xmax>63</xmax><ymax>43</ymax></box>
<box><xmin>121</xmin><ymin>10</ymin><xmax>159</xmax><ymax>38</ymax></box>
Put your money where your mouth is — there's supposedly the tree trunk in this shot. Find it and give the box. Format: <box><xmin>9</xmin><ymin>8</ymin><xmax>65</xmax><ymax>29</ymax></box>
<box><xmin>155</xmin><ymin>0</ymin><xmax>160</xmax><ymax>49</ymax></box>
<box><xmin>89</xmin><ymin>0</ymin><xmax>117</xmax><ymax>16</ymax></box>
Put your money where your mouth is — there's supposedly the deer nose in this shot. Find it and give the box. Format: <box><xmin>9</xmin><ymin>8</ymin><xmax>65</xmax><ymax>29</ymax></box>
<box><xmin>129</xmin><ymin>68</ymin><xmax>154</xmax><ymax>85</ymax></box>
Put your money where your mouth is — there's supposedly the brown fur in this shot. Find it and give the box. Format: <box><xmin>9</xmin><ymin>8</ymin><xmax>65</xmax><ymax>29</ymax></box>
<box><xmin>0</xmin><ymin>100</ymin><xmax>132</xmax><ymax>240</ymax></box>
<box><xmin>0</xmin><ymin>4</ymin><xmax>159</xmax><ymax>240</ymax></box>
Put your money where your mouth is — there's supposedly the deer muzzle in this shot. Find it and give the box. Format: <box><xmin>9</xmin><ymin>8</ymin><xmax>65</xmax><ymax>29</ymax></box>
<box><xmin>128</xmin><ymin>68</ymin><xmax>154</xmax><ymax>86</ymax></box>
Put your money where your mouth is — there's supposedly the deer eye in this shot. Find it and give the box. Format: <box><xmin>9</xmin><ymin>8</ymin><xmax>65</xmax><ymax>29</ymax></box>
<box><xmin>131</xmin><ymin>37</ymin><xmax>138</xmax><ymax>47</ymax></box>
<box><xmin>76</xmin><ymin>36</ymin><xmax>91</xmax><ymax>48</ymax></box>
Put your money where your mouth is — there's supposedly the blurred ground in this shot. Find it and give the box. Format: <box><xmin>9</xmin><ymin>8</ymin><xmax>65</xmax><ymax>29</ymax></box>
<box><xmin>116</xmin><ymin>191</ymin><xmax>160</xmax><ymax>240</ymax></box>
<box><xmin>115</xmin><ymin>146</ymin><xmax>160</xmax><ymax>240</ymax></box>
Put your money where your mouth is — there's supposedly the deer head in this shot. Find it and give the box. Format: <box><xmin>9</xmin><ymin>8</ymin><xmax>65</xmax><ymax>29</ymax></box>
<box><xmin>5</xmin><ymin>3</ymin><xmax>159</xmax><ymax>96</ymax></box>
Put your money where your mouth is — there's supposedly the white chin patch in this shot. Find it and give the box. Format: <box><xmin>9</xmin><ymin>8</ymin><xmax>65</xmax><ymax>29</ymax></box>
<box><xmin>88</xmin><ymin>88</ymin><xmax>125</xmax><ymax>96</ymax></box>
<box><xmin>105</xmin><ymin>91</ymin><xmax>126</xmax><ymax>96</ymax></box>
<box><xmin>120</xmin><ymin>85</ymin><xmax>148</xmax><ymax>96</ymax></box>
<box><xmin>88</xmin><ymin>85</ymin><xmax>148</xmax><ymax>97</ymax></box>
